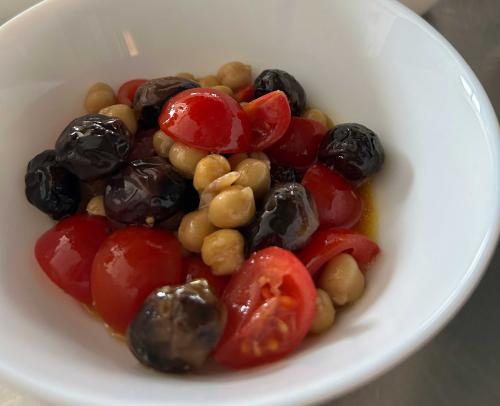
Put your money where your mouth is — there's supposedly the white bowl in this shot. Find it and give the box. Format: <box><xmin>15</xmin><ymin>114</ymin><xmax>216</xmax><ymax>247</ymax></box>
<box><xmin>399</xmin><ymin>0</ymin><xmax>439</xmax><ymax>14</ymax></box>
<box><xmin>0</xmin><ymin>0</ymin><xmax>499</xmax><ymax>405</ymax></box>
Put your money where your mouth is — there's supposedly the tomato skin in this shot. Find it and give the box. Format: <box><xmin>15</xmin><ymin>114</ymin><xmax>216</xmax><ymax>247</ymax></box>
<box><xmin>159</xmin><ymin>88</ymin><xmax>252</xmax><ymax>153</ymax></box>
<box><xmin>117</xmin><ymin>79</ymin><xmax>147</xmax><ymax>106</ymax></box>
<box><xmin>242</xmin><ymin>90</ymin><xmax>291</xmax><ymax>151</ymax></box>
<box><xmin>214</xmin><ymin>247</ymin><xmax>316</xmax><ymax>369</ymax></box>
<box><xmin>302</xmin><ymin>163</ymin><xmax>363</xmax><ymax>228</ymax></box>
<box><xmin>34</xmin><ymin>214</ymin><xmax>111</xmax><ymax>305</ymax></box>
<box><xmin>265</xmin><ymin>117</ymin><xmax>327</xmax><ymax>169</ymax></box>
<box><xmin>234</xmin><ymin>84</ymin><xmax>255</xmax><ymax>103</ymax></box>
<box><xmin>91</xmin><ymin>227</ymin><xmax>183</xmax><ymax>333</ymax></box>
<box><xmin>297</xmin><ymin>228</ymin><xmax>380</xmax><ymax>274</ymax></box>
<box><xmin>184</xmin><ymin>256</ymin><xmax>230</xmax><ymax>297</ymax></box>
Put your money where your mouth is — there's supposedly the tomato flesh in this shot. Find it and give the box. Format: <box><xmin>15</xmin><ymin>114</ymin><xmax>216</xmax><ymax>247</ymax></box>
<box><xmin>234</xmin><ymin>84</ymin><xmax>255</xmax><ymax>103</ymax></box>
<box><xmin>302</xmin><ymin>163</ymin><xmax>363</xmax><ymax>228</ymax></box>
<box><xmin>265</xmin><ymin>117</ymin><xmax>327</xmax><ymax>169</ymax></box>
<box><xmin>91</xmin><ymin>227</ymin><xmax>184</xmax><ymax>333</ymax></box>
<box><xmin>242</xmin><ymin>90</ymin><xmax>291</xmax><ymax>151</ymax></box>
<box><xmin>117</xmin><ymin>79</ymin><xmax>147</xmax><ymax>106</ymax></box>
<box><xmin>297</xmin><ymin>228</ymin><xmax>380</xmax><ymax>274</ymax></box>
<box><xmin>214</xmin><ymin>247</ymin><xmax>316</xmax><ymax>369</ymax></box>
<box><xmin>184</xmin><ymin>256</ymin><xmax>230</xmax><ymax>297</ymax></box>
<box><xmin>34</xmin><ymin>214</ymin><xmax>111</xmax><ymax>305</ymax></box>
<box><xmin>159</xmin><ymin>88</ymin><xmax>252</xmax><ymax>153</ymax></box>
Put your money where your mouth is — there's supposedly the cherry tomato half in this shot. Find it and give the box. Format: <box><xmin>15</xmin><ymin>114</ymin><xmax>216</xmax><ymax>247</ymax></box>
<box><xmin>234</xmin><ymin>84</ymin><xmax>255</xmax><ymax>103</ymax></box>
<box><xmin>159</xmin><ymin>88</ymin><xmax>252</xmax><ymax>153</ymax></box>
<box><xmin>297</xmin><ymin>228</ymin><xmax>380</xmax><ymax>274</ymax></box>
<box><xmin>242</xmin><ymin>90</ymin><xmax>291</xmax><ymax>151</ymax></box>
<box><xmin>214</xmin><ymin>247</ymin><xmax>316</xmax><ymax>369</ymax></box>
<box><xmin>91</xmin><ymin>227</ymin><xmax>183</xmax><ymax>333</ymax></box>
<box><xmin>34</xmin><ymin>214</ymin><xmax>111</xmax><ymax>305</ymax></box>
<box><xmin>302</xmin><ymin>163</ymin><xmax>363</xmax><ymax>228</ymax></box>
<box><xmin>184</xmin><ymin>256</ymin><xmax>230</xmax><ymax>297</ymax></box>
<box><xmin>265</xmin><ymin>117</ymin><xmax>327</xmax><ymax>169</ymax></box>
<box><xmin>117</xmin><ymin>79</ymin><xmax>147</xmax><ymax>106</ymax></box>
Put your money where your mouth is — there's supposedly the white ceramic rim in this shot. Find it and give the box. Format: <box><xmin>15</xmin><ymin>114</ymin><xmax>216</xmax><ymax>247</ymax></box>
<box><xmin>0</xmin><ymin>0</ymin><xmax>499</xmax><ymax>405</ymax></box>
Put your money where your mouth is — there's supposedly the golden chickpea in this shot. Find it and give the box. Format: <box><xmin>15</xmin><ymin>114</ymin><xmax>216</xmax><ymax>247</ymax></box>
<box><xmin>99</xmin><ymin>104</ymin><xmax>137</xmax><ymax>134</ymax></box>
<box><xmin>208</xmin><ymin>186</ymin><xmax>256</xmax><ymax>228</ymax></box>
<box><xmin>201</xmin><ymin>229</ymin><xmax>245</xmax><ymax>275</ymax></box>
<box><xmin>198</xmin><ymin>171</ymin><xmax>241</xmax><ymax>208</ymax></box>
<box><xmin>178</xmin><ymin>209</ymin><xmax>217</xmax><ymax>253</ymax></box>
<box><xmin>198</xmin><ymin>75</ymin><xmax>219</xmax><ymax>87</ymax></box>
<box><xmin>249</xmin><ymin>152</ymin><xmax>271</xmax><ymax>169</ymax></box>
<box><xmin>211</xmin><ymin>85</ymin><xmax>234</xmax><ymax>97</ymax></box>
<box><xmin>318</xmin><ymin>253</ymin><xmax>365</xmax><ymax>306</ymax></box>
<box><xmin>326</xmin><ymin>114</ymin><xmax>335</xmax><ymax>129</ymax></box>
<box><xmin>193</xmin><ymin>154</ymin><xmax>231</xmax><ymax>191</ymax></box>
<box><xmin>152</xmin><ymin>130</ymin><xmax>175</xmax><ymax>158</ymax></box>
<box><xmin>235</xmin><ymin>158</ymin><xmax>271</xmax><ymax>199</ymax></box>
<box><xmin>175</xmin><ymin>72</ymin><xmax>196</xmax><ymax>80</ymax></box>
<box><xmin>303</xmin><ymin>108</ymin><xmax>328</xmax><ymax>127</ymax></box>
<box><xmin>86</xmin><ymin>195</ymin><xmax>105</xmax><ymax>217</ymax></box>
<box><xmin>310</xmin><ymin>289</ymin><xmax>336</xmax><ymax>335</ymax></box>
<box><xmin>217</xmin><ymin>61</ymin><xmax>252</xmax><ymax>90</ymax></box>
<box><xmin>228</xmin><ymin>153</ymin><xmax>249</xmax><ymax>170</ymax></box>
<box><xmin>84</xmin><ymin>82</ymin><xmax>116</xmax><ymax>114</ymax></box>
<box><xmin>168</xmin><ymin>143</ymin><xmax>208</xmax><ymax>178</ymax></box>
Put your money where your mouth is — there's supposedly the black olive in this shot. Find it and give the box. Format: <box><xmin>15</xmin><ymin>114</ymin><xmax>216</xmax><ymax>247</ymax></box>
<box><xmin>104</xmin><ymin>157</ymin><xmax>186</xmax><ymax>225</ymax></box>
<box><xmin>246</xmin><ymin>183</ymin><xmax>319</xmax><ymax>253</ymax></box>
<box><xmin>25</xmin><ymin>150</ymin><xmax>80</xmax><ymax>219</ymax></box>
<box><xmin>55</xmin><ymin>114</ymin><xmax>131</xmax><ymax>181</ymax></box>
<box><xmin>270</xmin><ymin>164</ymin><xmax>302</xmax><ymax>186</ymax></box>
<box><xmin>133</xmin><ymin>77</ymin><xmax>199</xmax><ymax>128</ymax></box>
<box><xmin>254</xmin><ymin>69</ymin><xmax>307</xmax><ymax>116</ymax></box>
<box><xmin>127</xmin><ymin>279</ymin><xmax>225</xmax><ymax>373</ymax></box>
<box><xmin>128</xmin><ymin>127</ymin><xmax>157</xmax><ymax>161</ymax></box>
<box><xmin>318</xmin><ymin>123</ymin><xmax>385</xmax><ymax>182</ymax></box>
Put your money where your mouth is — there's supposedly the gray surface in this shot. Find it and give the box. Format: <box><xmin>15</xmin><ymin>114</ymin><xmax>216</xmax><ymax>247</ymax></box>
<box><xmin>331</xmin><ymin>0</ymin><xmax>500</xmax><ymax>405</ymax></box>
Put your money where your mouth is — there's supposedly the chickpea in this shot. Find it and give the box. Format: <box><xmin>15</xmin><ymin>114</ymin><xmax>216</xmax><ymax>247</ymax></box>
<box><xmin>199</xmin><ymin>171</ymin><xmax>241</xmax><ymax>208</ymax></box>
<box><xmin>303</xmin><ymin>108</ymin><xmax>328</xmax><ymax>127</ymax></box>
<box><xmin>310</xmin><ymin>289</ymin><xmax>336</xmax><ymax>335</ymax></box>
<box><xmin>217</xmin><ymin>61</ymin><xmax>252</xmax><ymax>90</ymax></box>
<box><xmin>249</xmin><ymin>152</ymin><xmax>271</xmax><ymax>169</ymax></box>
<box><xmin>175</xmin><ymin>72</ymin><xmax>196</xmax><ymax>80</ymax></box>
<box><xmin>178</xmin><ymin>209</ymin><xmax>217</xmax><ymax>253</ymax></box>
<box><xmin>211</xmin><ymin>85</ymin><xmax>234</xmax><ymax>97</ymax></box>
<box><xmin>99</xmin><ymin>104</ymin><xmax>137</xmax><ymax>134</ymax></box>
<box><xmin>201</xmin><ymin>229</ymin><xmax>245</xmax><ymax>275</ymax></box>
<box><xmin>86</xmin><ymin>195</ymin><xmax>105</xmax><ymax>216</ymax></box>
<box><xmin>208</xmin><ymin>186</ymin><xmax>256</xmax><ymax>228</ymax></box>
<box><xmin>228</xmin><ymin>153</ymin><xmax>249</xmax><ymax>170</ymax></box>
<box><xmin>326</xmin><ymin>114</ymin><xmax>335</xmax><ymax>129</ymax></box>
<box><xmin>84</xmin><ymin>82</ymin><xmax>116</xmax><ymax>114</ymax></box>
<box><xmin>235</xmin><ymin>158</ymin><xmax>271</xmax><ymax>199</ymax></box>
<box><xmin>193</xmin><ymin>154</ymin><xmax>231</xmax><ymax>191</ymax></box>
<box><xmin>152</xmin><ymin>130</ymin><xmax>175</xmax><ymax>158</ymax></box>
<box><xmin>318</xmin><ymin>253</ymin><xmax>365</xmax><ymax>306</ymax></box>
<box><xmin>197</xmin><ymin>75</ymin><xmax>219</xmax><ymax>87</ymax></box>
<box><xmin>169</xmin><ymin>143</ymin><xmax>208</xmax><ymax>178</ymax></box>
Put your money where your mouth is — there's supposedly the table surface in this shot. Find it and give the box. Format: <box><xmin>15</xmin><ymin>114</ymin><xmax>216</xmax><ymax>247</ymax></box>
<box><xmin>1</xmin><ymin>1</ymin><xmax>499</xmax><ymax>405</ymax></box>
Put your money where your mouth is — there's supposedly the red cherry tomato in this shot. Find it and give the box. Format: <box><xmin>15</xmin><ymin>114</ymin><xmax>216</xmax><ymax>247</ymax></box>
<box><xmin>214</xmin><ymin>247</ymin><xmax>316</xmax><ymax>369</ymax></box>
<box><xmin>297</xmin><ymin>228</ymin><xmax>380</xmax><ymax>274</ymax></box>
<box><xmin>127</xmin><ymin>127</ymin><xmax>156</xmax><ymax>161</ymax></box>
<box><xmin>184</xmin><ymin>256</ymin><xmax>230</xmax><ymax>297</ymax></box>
<box><xmin>117</xmin><ymin>79</ymin><xmax>147</xmax><ymax>106</ymax></box>
<box><xmin>234</xmin><ymin>84</ymin><xmax>255</xmax><ymax>103</ymax></box>
<box><xmin>159</xmin><ymin>88</ymin><xmax>252</xmax><ymax>153</ymax></box>
<box><xmin>242</xmin><ymin>90</ymin><xmax>291</xmax><ymax>151</ymax></box>
<box><xmin>265</xmin><ymin>117</ymin><xmax>327</xmax><ymax>169</ymax></box>
<box><xmin>302</xmin><ymin>163</ymin><xmax>363</xmax><ymax>228</ymax></box>
<box><xmin>91</xmin><ymin>227</ymin><xmax>183</xmax><ymax>333</ymax></box>
<box><xmin>34</xmin><ymin>214</ymin><xmax>111</xmax><ymax>305</ymax></box>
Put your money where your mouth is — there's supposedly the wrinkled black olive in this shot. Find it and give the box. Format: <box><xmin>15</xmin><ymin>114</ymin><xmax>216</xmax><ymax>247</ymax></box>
<box><xmin>127</xmin><ymin>279</ymin><xmax>225</xmax><ymax>373</ymax></box>
<box><xmin>55</xmin><ymin>114</ymin><xmax>131</xmax><ymax>181</ymax></box>
<box><xmin>270</xmin><ymin>164</ymin><xmax>302</xmax><ymax>186</ymax></box>
<box><xmin>25</xmin><ymin>150</ymin><xmax>80</xmax><ymax>219</ymax></box>
<box><xmin>104</xmin><ymin>157</ymin><xmax>186</xmax><ymax>225</ymax></box>
<box><xmin>133</xmin><ymin>77</ymin><xmax>199</xmax><ymax>127</ymax></box>
<box><xmin>246</xmin><ymin>183</ymin><xmax>319</xmax><ymax>253</ymax></box>
<box><xmin>182</xmin><ymin>181</ymin><xmax>200</xmax><ymax>213</ymax></box>
<box><xmin>318</xmin><ymin>123</ymin><xmax>385</xmax><ymax>182</ymax></box>
<box><xmin>254</xmin><ymin>69</ymin><xmax>307</xmax><ymax>116</ymax></box>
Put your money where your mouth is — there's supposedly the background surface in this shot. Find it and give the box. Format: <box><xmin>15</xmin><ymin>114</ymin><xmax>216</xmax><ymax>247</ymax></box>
<box><xmin>1</xmin><ymin>0</ymin><xmax>499</xmax><ymax>405</ymax></box>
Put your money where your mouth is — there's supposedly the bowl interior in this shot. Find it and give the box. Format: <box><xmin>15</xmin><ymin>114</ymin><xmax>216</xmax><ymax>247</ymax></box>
<box><xmin>0</xmin><ymin>0</ymin><xmax>498</xmax><ymax>405</ymax></box>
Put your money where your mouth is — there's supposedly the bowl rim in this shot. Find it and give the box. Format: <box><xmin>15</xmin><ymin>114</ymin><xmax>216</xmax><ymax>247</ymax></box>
<box><xmin>1</xmin><ymin>0</ymin><xmax>499</xmax><ymax>405</ymax></box>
